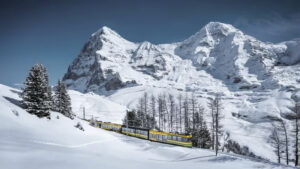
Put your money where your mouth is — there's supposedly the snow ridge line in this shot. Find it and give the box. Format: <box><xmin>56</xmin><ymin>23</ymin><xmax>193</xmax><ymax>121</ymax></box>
<box><xmin>32</xmin><ymin>139</ymin><xmax>116</xmax><ymax>148</ymax></box>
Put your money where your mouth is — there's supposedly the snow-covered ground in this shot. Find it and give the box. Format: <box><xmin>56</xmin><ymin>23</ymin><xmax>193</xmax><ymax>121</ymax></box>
<box><xmin>0</xmin><ymin>84</ymin><xmax>294</xmax><ymax>169</ymax></box>
<box><xmin>69</xmin><ymin>90</ymin><xmax>127</xmax><ymax>123</ymax></box>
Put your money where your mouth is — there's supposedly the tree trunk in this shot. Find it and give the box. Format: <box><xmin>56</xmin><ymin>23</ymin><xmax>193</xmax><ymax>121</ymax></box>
<box><xmin>215</xmin><ymin>108</ymin><xmax>219</xmax><ymax>156</ymax></box>
<box><xmin>296</xmin><ymin>118</ymin><xmax>299</xmax><ymax>166</ymax></box>
<box><xmin>277</xmin><ymin>146</ymin><xmax>281</xmax><ymax>164</ymax></box>
<box><xmin>281</xmin><ymin>120</ymin><xmax>289</xmax><ymax>165</ymax></box>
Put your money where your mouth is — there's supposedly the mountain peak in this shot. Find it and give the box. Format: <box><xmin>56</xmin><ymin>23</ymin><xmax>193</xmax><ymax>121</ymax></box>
<box><xmin>92</xmin><ymin>26</ymin><xmax>121</xmax><ymax>38</ymax></box>
<box><xmin>90</xmin><ymin>26</ymin><xmax>135</xmax><ymax>48</ymax></box>
<box><xmin>204</xmin><ymin>21</ymin><xmax>236</xmax><ymax>30</ymax></box>
<box><xmin>196</xmin><ymin>22</ymin><xmax>240</xmax><ymax>38</ymax></box>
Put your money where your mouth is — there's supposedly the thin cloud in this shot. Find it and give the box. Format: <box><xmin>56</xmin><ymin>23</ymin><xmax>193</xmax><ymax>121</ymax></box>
<box><xmin>234</xmin><ymin>13</ymin><xmax>300</xmax><ymax>42</ymax></box>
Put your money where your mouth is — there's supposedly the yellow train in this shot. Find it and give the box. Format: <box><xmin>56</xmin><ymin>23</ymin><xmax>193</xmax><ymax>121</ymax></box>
<box><xmin>94</xmin><ymin>121</ymin><xmax>192</xmax><ymax>148</ymax></box>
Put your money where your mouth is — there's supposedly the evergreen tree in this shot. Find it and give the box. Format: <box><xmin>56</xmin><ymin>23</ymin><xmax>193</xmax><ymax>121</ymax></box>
<box><xmin>53</xmin><ymin>80</ymin><xmax>73</xmax><ymax>119</ymax></box>
<box><xmin>123</xmin><ymin>110</ymin><xmax>138</xmax><ymax>127</ymax></box>
<box><xmin>22</xmin><ymin>64</ymin><xmax>52</xmax><ymax>118</ymax></box>
<box><xmin>191</xmin><ymin>105</ymin><xmax>211</xmax><ymax>148</ymax></box>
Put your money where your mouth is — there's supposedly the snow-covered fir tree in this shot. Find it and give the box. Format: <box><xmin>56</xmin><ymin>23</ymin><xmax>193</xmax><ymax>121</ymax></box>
<box><xmin>53</xmin><ymin>80</ymin><xmax>73</xmax><ymax>119</ymax></box>
<box><xmin>22</xmin><ymin>64</ymin><xmax>52</xmax><ymax>118</ymax></box>
<box><xmin>191</xmin><ymin>105</ymin><xmax>211</xmax><ymax>148</ymax></box>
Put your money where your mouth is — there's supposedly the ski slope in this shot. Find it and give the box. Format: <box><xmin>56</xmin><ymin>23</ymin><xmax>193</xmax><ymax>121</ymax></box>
<box><xmin>0</xmin><ymin>84</ymin><xmax>294</xmax><ymax>169</ymax></box>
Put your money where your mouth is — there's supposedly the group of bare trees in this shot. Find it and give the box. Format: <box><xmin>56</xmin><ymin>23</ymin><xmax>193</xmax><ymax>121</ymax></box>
<box><xmin>124</xmin><ymin>92</ymin><xmax>225</xmax><ymax>151</ymax></box>
<box><xmin>135</xmin><ymin>92</ymin><xmax>208</xmax><ymax>133</ymax></box>
<box><xmin>269</xmin><ymin>101</ymin><xmax>300</xmax><ymax>166</ymax></box>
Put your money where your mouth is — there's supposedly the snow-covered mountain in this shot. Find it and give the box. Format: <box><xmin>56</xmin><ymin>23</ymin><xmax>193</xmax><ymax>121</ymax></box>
<box><xmin>63</xmin><ymin>21</ymin><xmax>300</xmax><ymax>118</ymax></box>
<box><xmin>63</xmin><ymin>22</ymin><xmax>300</xmax><ymax>93</ymax></box>
<box><xmin>62</xmin><ymin>22</ymin><xmax>300</xmax><ymax>160</ymax></box>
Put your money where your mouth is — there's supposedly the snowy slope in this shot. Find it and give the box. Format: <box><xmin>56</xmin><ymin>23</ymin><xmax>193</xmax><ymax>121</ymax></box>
<box><xmin>61</xmin><ymin>22</ymin><xmax>300</xmax><ymax>162</ymax></box>
<box><xmin>69</xmin><ymin>90</ymin><xmax>127</xmax><ymax>123</ymax></box>
<box><xmin>0</xmin><ymin>84</ymin><xmax>294</xmax><ymax>169</ymax></box>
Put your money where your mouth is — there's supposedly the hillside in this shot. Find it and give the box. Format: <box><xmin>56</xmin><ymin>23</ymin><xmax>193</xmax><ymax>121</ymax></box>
<box><xmin>0</xmin><ymin>84</ymin><xmax>293</xmax><ymax>169</ymax></box>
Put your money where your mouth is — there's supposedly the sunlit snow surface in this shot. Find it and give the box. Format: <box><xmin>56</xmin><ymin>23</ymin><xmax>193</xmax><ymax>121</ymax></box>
<box><xmin>61</xmin><ymin>22</ymin><xmax>300</xmax><ymax>163</ymax></box>
<box><xmin>0</xmin><ymin>84</ymin><xmax>295</xmax><ymax>169</ymax></box>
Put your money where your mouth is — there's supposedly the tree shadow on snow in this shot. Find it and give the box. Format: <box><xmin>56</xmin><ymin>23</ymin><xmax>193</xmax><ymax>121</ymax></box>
<box><xmin>3</xmin><ymin>96</ymin><xmax>26</xmax><ymax>109</ymax></box>
<box><xmin>9</xmin><ymin>89</ymin><xmax>22</xmax><ymax>95</ymax></box>
<box><xmin>208</xmin><ymin>156</ymin><xmax>238</xmax><ymax>162</ymax></box>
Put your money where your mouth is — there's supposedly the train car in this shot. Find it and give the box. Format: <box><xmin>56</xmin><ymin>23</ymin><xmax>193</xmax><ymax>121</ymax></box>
<box><xmin>95</xmin><ymin>121</ymin><xmax>102</xmax><ymax>128</ymax></box>
<box><xmin>149</xmin><ymin>130</ymin><xmax>192</xmax><ymax>148</ymax></box>
<box><xmin>121</xmin><ymin>126</ymin><xmax>149</xmax><ymax>139</ymax></box>
<box><xmin>101</xmin><ymin>122</ymin><xmax>122</xmax><ymax>132</ymax></box>
<box><xmin>84</xmin><ymin>118</ymin><xmax>192</xmax><ymax>148</ymax></box>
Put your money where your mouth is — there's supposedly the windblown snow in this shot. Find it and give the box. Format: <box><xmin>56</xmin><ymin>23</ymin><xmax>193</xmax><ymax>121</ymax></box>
<box><xmin>0</xmin><ymin>84</ymin><xmax>293</xmax><ymax>169</ymax></box>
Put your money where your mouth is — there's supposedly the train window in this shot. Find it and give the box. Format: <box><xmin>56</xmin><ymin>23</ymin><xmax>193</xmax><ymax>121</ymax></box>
<box><xmin>162</xmin><ymin>135</ymin><xmax>166</xmax><ymax>141</ymax></box>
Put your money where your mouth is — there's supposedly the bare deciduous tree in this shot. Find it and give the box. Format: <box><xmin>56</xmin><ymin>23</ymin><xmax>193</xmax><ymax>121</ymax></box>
<box><xmin>183</xmin><ymin>93</ymin><xmax>190</xmax><ymax>133</ymax></box>
<box><xmin>177</xmin><ymin>94</ymin><xmax>183</xmax><ymax>133</ymax></box>
<box><xmin>208</xmin><ymin>94</ymin><xmax>223</xmax><ymax>156</ymax></box>
<box><xmin>191</xmin><ymin>93</ymin><xmax>198</xmax><ymax>131</ymax></box>
<box><xmin>292</xmin><ymin>102</ymin><xmax>300</xmax><ymax>166</ymax></box>
<box><xmin>150</xmin><ymin>94</ymin><xmax>156</xmax><ymax>129</ymax></box>
<box><xmin>168</xmin><ymin>94</ymin><xmax>175</xmax><ymax>132</ymax></box>
<box><xmin>269</xmin><ymin>123</ymin><xmax>284</xmax><ymax>164</ymax></box>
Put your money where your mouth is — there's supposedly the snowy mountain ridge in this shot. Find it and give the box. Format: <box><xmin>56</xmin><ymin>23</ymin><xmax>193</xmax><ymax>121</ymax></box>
<box><xmin>64</xmin><ymin>22</ymin><xmax>300</xmax><ymax>93</ymax></box>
